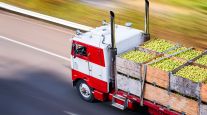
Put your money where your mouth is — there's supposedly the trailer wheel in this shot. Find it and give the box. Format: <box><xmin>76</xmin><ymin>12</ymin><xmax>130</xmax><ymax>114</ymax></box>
<box><xmin>76</xmin><ymin>80</ymin><xmax>94</xmax><ymax>102</ymax></box>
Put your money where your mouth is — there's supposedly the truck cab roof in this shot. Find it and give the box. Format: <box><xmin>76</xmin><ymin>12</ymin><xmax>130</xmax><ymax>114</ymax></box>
<box><xmin>73</xmin><ymin>24</ymin><xmax>145</xmax><ymax>54</ymax></box>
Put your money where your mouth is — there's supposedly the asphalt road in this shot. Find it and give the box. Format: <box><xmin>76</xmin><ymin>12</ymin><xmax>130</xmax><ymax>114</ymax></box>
<box><xmin>0</xmin><ymin>10</ymin><xmax>148</xmax><ymax>115</ymax></box>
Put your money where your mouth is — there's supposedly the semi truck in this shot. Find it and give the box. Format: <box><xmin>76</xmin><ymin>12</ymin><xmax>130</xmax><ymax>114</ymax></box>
<box><xmin>71</xmin><ymin>0</ymin><xmax>207</xmax><ymax>114</ymax></box>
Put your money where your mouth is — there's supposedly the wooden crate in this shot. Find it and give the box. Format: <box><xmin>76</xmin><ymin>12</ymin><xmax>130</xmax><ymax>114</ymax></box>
<box><xmin>194</xmin><ymin>51</ymin><xmax>207</xmax><ymax>103</ymax></box>
<box><xmin>172</xmin><ymin>48</ymin><xmax>204</xmax><ymax>61</ymax></box>
<box><xmin>117</xmin><ymin>74</ymin><xmax>141</xmax><ymax>97</ymax></box>
<box><xmin>116</xmin><ymin>47</ymin><xmax>161</xmax><ymax>79</ymax></box>
<box><xmin>116</xmin><ymin>56</ymin><xmax>142</xmax><ymax>79</ymax></box>
<box><xmin>191</xmin><ymin>50</ymin><xmax>207</xmax><ymax>63</ymax></box>
<box><xmin>201</xmin><ymin>83</ymin><xmax>207</xmax><ymax>103</ymax></box>
<box><xmin>144</xmin><ymin>83</ymin><xmax>199</xmax><ymax>115</ymax></box>
<box><xmin>139</xmin><ymin>38</ymin><xmax>179</xmax><ymax>53</ymax></box>
<box><xmin>170</xmin><ymin>73</ymin><xmax>200</xmax><ymax>99</ymax></box>
<box><xmin>200</xmin><ymin>103</ymin><xmax>207</xmax><ymax>115</ymax></box>
<box><xmin>171</xmin><ymin>62</ymin><xmax>207</xmax><ymax>102</ymax></box>
<box><xmin>146</xmin><ymin>65</ymin><xmax>169</xmax><ymax>88</ymax></box>
<box><xmin>146</xmin><ymin>56</ymin><xmax>186</xmax><ymax>89</ymax></box>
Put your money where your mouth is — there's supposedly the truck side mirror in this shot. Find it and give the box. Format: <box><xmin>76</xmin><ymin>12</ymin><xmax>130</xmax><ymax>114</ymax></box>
<box><xmin>72</xmin><ymin>44</ymin><xmax>77</xmax><ymax>58</ymax></box>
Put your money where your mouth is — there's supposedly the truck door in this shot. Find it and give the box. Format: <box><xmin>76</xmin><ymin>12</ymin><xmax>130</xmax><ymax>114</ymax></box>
<box><xmin>88</xmin><ymin>49</ymin><xmax>103</xmax><ymax>80</ymax></box>
<box><xmin>72</xmin><ymin>42</ymin><xmax>90</xmax><ymax>76</ymax></box>
<box><xmin>87</xmin><ymin>46</ymin><xmax>108</xmax><ymax>93</ymax></box>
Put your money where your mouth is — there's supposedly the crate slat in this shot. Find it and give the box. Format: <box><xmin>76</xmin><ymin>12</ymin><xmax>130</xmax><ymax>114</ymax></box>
<box><xmin>116</xmin><ymin>57</ymin><xmax>142</xmax><ymax>79</ymax></box>
<box><xmin>116</xmin><ymin>46</ymin><xmax>160</xmax><ymax>79</ymax></box>
<box><xmin>201</xmin><ymin>83</ymin><xmax>207</xmax><ymax>103</ymax></box>
<box><xmin>144</xmin><ymin>83</ymin><xmax>199</xmax><ymax>115</ymax></box>
<box><xmin>171</xmin><ymin>62</ymin><xmax>207</xmax><ymax>102</ymax></box>
<box><xmin>200</xmin><ymin>103</ymin><xmax>207</xmax><ymax>115</ymax></box>
<box><xmin>117</xmin><ymin>74</ymin><xmax>141</xmax><ymax>97</ymax></box>
<box><xmin>170</xmin><ymin>74</ymin><xmax>200</xmax><ymax>98</ymax></box>
<box><xmin>146</xmin><ymin>65</ymin><xmax>169</xmax><ymax>88</ymax></box>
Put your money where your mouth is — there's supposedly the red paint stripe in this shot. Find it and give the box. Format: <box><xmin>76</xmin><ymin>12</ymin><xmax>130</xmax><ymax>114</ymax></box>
<box><xmin>71</xmin><ymin>40</ymin><xmax>105</xmax><ymax>67</ymax></box>
<box><xmin>72</xmin><ymin>69</ymin><xmax>108</xmax><ymax>93</ymax></box>
<box><xmin>93</xmin><ymin>90</ymin><xmax>106</xmax><ymax>101</ymax></box>
<box><xmin>109</xmin><ymin>90</ymin><xmax>180</xmax><ymax>115</ymax></box>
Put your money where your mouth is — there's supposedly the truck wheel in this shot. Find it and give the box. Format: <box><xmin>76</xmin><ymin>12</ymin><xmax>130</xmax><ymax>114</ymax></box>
<box><xmin>76</xmin><ymin>80</ymin><xmax>94</xmax><ymax>102</ymax></box>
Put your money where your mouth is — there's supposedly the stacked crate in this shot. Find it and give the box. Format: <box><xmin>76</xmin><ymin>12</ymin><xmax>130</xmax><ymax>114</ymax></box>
<box><xmin>116</xmin><ymin>47</ymin><xmax>162</xmax><ymax>97</ymax></box>
<box><xmin>116</xmin><ymin>39</ymin><xmax>207</xmax><ymax>115</ymax></box>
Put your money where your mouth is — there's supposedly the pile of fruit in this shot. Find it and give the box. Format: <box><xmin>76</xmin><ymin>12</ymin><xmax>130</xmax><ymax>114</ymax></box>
<box><xmin>121</xmin><ymin>50</ymin><xmax>155</xmax><ymax>63</ymax></box>
<box><xmin>166</xmin><ymin>47</ymin><xmax>188</xmax><ymax>55</ymax></box>
<box><xmin>121</xmin><ymin>38</ymin><xmax>207</xmax><ymax>83</ymax></box>
<box><xmin>174</xmin><ymin>49</ymin><xmax>202</xmax><ymax>60</ymax></box>
<box><xmin>150</xmin><ymin>58</ymin><xmax>184</xmax><ymax>72</ymax></box>
<box><xmin>142</xmin><ymin>39</ymin><xmax>175</xmax><ymax>53</ymax></box>
<box><xmin>195</xmin><ymin>55</ymin><xmax>207</xmax><ymax>66</ymax></box>
<box><xmin>175</xmin><ymin>65</ymin><xmax>207</xmax><ymax>82</ymax></box>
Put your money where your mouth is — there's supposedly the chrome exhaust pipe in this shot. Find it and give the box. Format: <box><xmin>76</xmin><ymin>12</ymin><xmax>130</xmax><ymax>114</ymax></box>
<box><xmin>110</xmin><ymin>11</ymin><xmax>117</xmax><ymax>89</ymax></box>
<box><xmin>110</xmin><ymin>11</ymin><xmax>116</xmax><ymax>49</ymax></box>
<box><xmin>145</xmin><ymin>0</ymin><xmax>149</xmax><ymax>34</ymax></box>
<box><xmin>143</xmin><ymin>0</ymin><xmax>150</xmax><ymax>41</ymax></box>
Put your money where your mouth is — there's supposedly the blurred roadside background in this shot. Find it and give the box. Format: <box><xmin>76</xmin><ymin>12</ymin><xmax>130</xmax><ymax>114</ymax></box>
<box><xmin>0</xmin><ymin>0</ymin><xmax>207</xmax><ymax>48</ymax></box>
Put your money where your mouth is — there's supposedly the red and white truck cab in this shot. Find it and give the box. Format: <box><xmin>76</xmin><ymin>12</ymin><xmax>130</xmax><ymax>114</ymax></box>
<box><xmin>71</xmin><ymin>21</ymin><xmax>145</xmax><ymax>100</ymax></box>
<box><xmin>71</xmin><ymin>1</ymin><xmax>180</xmax><ymax>114</ymax></box>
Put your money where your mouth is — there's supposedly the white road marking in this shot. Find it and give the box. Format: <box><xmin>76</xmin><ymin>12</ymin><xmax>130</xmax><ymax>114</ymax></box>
<box><xmin>0</xmin><ymin>13</ymin><xmax>75</xmax><ymax>35</ymax></box>
<box><xmin>63</xmin><ymin>111</ymin><xmax>79</xmax><ymax>115</ymax></box>
<box><xmin>0</xmin><ymin>35</ymin><xmax>71</xmax><ymax>62</ymax></box>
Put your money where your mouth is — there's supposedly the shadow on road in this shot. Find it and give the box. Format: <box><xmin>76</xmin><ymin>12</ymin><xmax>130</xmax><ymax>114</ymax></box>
<box><xmin>0</xmin><ymin>66</ymin><xmax>149</xmax><ymax>115</ymax></box>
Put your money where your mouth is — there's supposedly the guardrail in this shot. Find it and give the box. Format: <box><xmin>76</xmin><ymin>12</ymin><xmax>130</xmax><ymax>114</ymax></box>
<box><xmin>0</xmin><ymin>2</ymin><xmax>93</xmax><ymax>31</ymax></box>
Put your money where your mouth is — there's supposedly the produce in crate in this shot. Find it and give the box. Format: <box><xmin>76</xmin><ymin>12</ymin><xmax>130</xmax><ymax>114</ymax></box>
<box><xmin>175</xmin><ymin>49</ymin><xmax>202</xmax><ymax>60</ymax></box>
<box><xmin>142</xmin><ymin>39</ymin><xmax>175</xmax><ymax>52</ymax></box>
<box><xmin>175</xmin><ymin>65</ymin><xmax>207</xmax><ymax>82</ymax></box>
<box><xmin>195</xmin><ymin>55</ymin><xmax>207</xmax><ymax>66</ymax></box>
<box><xmin>121</xmin><ymin>50</ymin><xmax>155</xmax><ymax>63</ymax></box>
<box><xmin>150</xmin><ymin>58</ymin><xmax>184</xmax><ymax>72</ymax></box>
<box><xmin>166</xmin><ymin>47</ymin><xmax>188</xmax><ymax>55</ymax></box>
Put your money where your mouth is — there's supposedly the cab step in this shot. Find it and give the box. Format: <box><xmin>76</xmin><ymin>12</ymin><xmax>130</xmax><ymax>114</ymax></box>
<box><xmin>112</xmin><ymin>102</ymin><xmax>126</xmax><ymax>110</ymax></box>
<box><xmin>111</xmin><ymin>94</ymin><xmax>128</xmax><ymax>110</ymax></box>
<box><xmin>113</xmin><ymin>94</ymin><xmax>126</xmax><ymax>102</ymax></box>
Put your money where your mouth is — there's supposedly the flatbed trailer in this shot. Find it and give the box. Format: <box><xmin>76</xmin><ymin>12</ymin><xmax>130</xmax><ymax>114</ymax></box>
<box><xmin>114</xmin><ymin>45</ymin><xmax>207</xmax><ymax>115</ymax></box>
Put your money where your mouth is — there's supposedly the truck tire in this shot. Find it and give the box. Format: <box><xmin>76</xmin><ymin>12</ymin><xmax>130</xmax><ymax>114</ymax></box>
<box><xmin>76</xmin><ymin>80</ymin><xmax>94</xmax><ymax>102</ymax></box>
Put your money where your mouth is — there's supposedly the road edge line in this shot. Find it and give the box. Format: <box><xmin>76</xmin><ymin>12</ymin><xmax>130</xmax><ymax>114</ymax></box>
<box><xmin>0</xmin><ymin>2</ymin><xmax>93</xmax><ymax>31</ymax></box>
<box><xmin>0</xmin><ymin>35</ymin><xmax>70</xmax><ymax>62</ymax></box>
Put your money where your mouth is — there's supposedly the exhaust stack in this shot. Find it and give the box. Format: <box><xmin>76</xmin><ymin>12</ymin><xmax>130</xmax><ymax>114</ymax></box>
<box><xmin>110</xmin><ymin>11</ymin><xmax>117</xmax><ymax>89</ymax></box>
<box><xmin>110</xmin><ymin>11</ymin><xmax>116</xmax><ymax>49</ymax></box>
<box><xmin>145</xmin><ymin>0</ymin><xmax>149</xmax><ymax>34</ymax></box>
<box><xmin>143</xmin><ymin>0</ymin><xmax>150</xmax><ymax>41</ymax></box>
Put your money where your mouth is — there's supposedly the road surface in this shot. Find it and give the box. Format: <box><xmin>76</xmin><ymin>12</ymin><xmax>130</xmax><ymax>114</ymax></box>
<box><xmin>0</xmin><ymin>10</ymin><xmax>148</xmax><ymax>115</ymax></box>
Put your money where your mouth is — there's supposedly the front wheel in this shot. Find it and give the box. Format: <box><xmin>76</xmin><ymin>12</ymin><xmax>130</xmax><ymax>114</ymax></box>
<box><xmin>76</xmin><ymin>80</ymin><xmax>94</xmax><ymax>102</ymax></box>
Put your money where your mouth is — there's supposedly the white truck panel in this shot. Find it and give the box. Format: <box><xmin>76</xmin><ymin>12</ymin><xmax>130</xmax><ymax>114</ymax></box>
<box><xmin>72</xmin><ymin>57</ymin><xmax>109</xmax><ymax>83</ymax></box>
<box><xmin>117</xmin><ymin>74</ymin><xmax>141</xmax><ymax>97</ymax></box>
